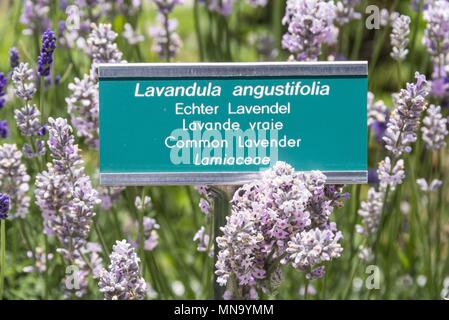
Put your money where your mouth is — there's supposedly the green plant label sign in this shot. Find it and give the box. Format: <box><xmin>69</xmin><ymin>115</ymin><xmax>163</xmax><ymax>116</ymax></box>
<box><xmin>99</xmin><ymin>62</ymin><xmax>368</xmax><ymax>185</ymax></box>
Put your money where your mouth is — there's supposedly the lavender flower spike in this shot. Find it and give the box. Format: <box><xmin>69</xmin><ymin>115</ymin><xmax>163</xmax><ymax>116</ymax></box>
<box><xmin>216</xmin><ymin>162</ymin><xmax>346</xmax><ymax>299</ymax></box>
<box><xmin>14</xmin><ymin>105</ymin><xmax>44</xmax><ymax>137</ymax></box>
<box><xmin>0</xmin><ymin>193</ymin><xmax>10</xmax><ymax>220</ymax></box>
<box><xmin>9</xmin><ymin>47</ymin><xmax>20</xmax><ymax>70</ymax></box>
<box><xmin>377</xmin><ymin>156</ymin><xmax>405</xmax><ymax>192</ymax></box>
<box><xmin>0</xmin><ymin>120</ymin><xmax>8</xmax><ymax>139</ymax></box>
<box><xmin>20</xmin><ymin>0</ymin><xmax>51</xmax><ymax>36</ymax></box>
<box><xmin>416</xmin><ymin>178</ymin><xmax>443</xmax><ymax>193</ymax></box>
<box><xmin>357</xmin><ymin>187</ymin><xmax>384</xmax><ymax>236</ymax></box>
<box><xmin>149</xmin><ymin>2</ymin><xmax>183</xmax><ymax>60</ymax></box>
<box><xmin>423</xmin><ymin>0</ymin><xmax>449</xmax><ymax>68</ymax></box>
<box><xmin>0</xmin><ymin>144</ymin><xmax>31</xmax><ymax>219</ymax></box>
<box><xmin>421</xmin><ymin>104</ymin><xmax>448</xmax><ymax>150</ymax></box>
<box><xmin>0</xmin><ymin>72</ymin><xmax>7</xmax><ymax>110</ymax></box>
<box><xmin>390</xmin><ymin>14</ymin><xmax>411</xmax><ymax>62</ymax></box>
<box><xmin>87</xmin><ymin>23</ymin><xmax>124</xmax><ymax>64</ymax></box>
<box><xmin>98</xmin><ymin>240</ymin><xmax>147</xmax><ymax>300</ymax></box>
<box><xmin>282</xmin><ymin>0</ymin><xmax>336</xmax><ymax>61</ymax></box>
<box><xmin>335</xmin><ymin>0</ymin><xmax>362</xmax><ymax>26</ymax></box>
<box><xmin>66</xmin><ymin>74</ymin><xmax>99</xmax><ymax>148</ymax></box>
<box><xmin>38</xmin><ymin>29</ymin><xmax>57</xmax><ymax>77</ymax></box>
<box><xmin>123</xmin><ymin>23</ymin><xmax>144</xmax><ymax>45</ymax></box>
<box><xmin>12</xmin><ymin>63</ymin><xmax>36</xmax><ymax>101</ymax></box>
<box><xmin>204</xmin><ymin>0</ymin><xmax>235</xmax><ymax>16</ymax></box>
<box><xmin>35</xmin><ymin>118</ymin><xmax>99</xmax><ymax>249</ymax></box>
<box><xmin>286</xmin><ymin>229</ymin><xmax>343</xmax><ymax>280</ymax></box>
<box><xmin>383</xmin><ymin>72</ymin><xmax>429</xmax><ymax>157</ymax></box>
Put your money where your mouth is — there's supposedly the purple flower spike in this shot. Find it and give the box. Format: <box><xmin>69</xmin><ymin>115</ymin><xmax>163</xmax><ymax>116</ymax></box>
<box><xmin>9</xmin><ymin>48</ymin><xmax>20</xmax><ymax>70</ymax></box>
<box><xmin>0</xmin><ymin>72</ymin><xmax>7</xmax><ymax>110</ymax></box>
<box><xmin>38</xmin><ymin>29</ymin><xmax>56</xmax><ymax>77</ymax></box>
<box><xmin>0</xmin><ymin>120</ymin><xmax>9</xmax><ymax>139</ymax></box>
<box><xmin>0</xmin><ymin>193</ymin><xmax>10</xmax><ymax>219</ymax></box>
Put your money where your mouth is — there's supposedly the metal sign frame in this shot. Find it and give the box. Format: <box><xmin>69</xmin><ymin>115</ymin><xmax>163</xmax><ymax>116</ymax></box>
<box><xmin>99</xmin><ymin>61</ymin><xmax>368</xmax><ymax>186</ymax></box>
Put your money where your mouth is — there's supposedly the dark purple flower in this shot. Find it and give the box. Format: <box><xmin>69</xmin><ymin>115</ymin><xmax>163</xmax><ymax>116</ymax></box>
<box><xmin>9</xmin><ymin>47</ymin><xmax>20</xmax><ymax>70</ymax></box>
<box><xmin>0</xmin><ymin>72</ymin><xmax>7</xmax><ymax>109</ymax></box>
<box><xmin>371</xmin><ymin>120</ymin><xmax>387</xmax><ymax>142</ymax></box>
<box><xmin>0</xmin><ymin>120</ymin><xmax>9</xmax><ymax>138</ymax></box>
<box><xmin>45</xmin><ymin>74</ymin><xmax>61</xmax><ymax>88</ymax></box>
<box><xmin>37</xmin><ymin>29</ymin><xmax>56</xmax><ymax>77</ymax></box>
<box><xmin>0</xmin><ymin>193</ymin><xmax>10</xmax><ymax>219</ymax></box>
<box><xmin>368</xmin><ymin>168</ymin><xmax>379</xmax><ymax>184</ymax></box>
<box><xmin>37</xmin><ymin>125</ymin><xmax>47</xmax><ymax>136</ymax></box>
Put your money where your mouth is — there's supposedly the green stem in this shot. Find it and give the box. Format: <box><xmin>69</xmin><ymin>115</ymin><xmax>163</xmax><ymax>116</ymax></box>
<box><xmin>111</xmin><ymin>207</ymin><xmax>123</xmax><ymax>239</ymax></box>
<box><xmin>0</xmin><ymin>220</ymin><xmax>5</xmax><ymax>299</ymax></box>
<box><xmin>368</xmin><ymin>0</ymin><xmax>399</xmax><ymax>90</ymax></box>
<box><xmin>44</xmin><ymin>235</ymin><xmax>49</xmax><ymax>299</ymax></box>
<box><xmin>304</xmin><ymin>278</ymin><xmax>309</xmax><ymax>300</ymax></box>
<box><xmin>350</xmin><ymin>0</ymin><xmax>367</xmax><ymax>60</ymax></box>
<box><xmin>409</xmin><ymin>0</ymin><xmax>423</xmax><ymax>79</ymax></box>
<box><xmin>93</xmin><ymin>220</ymin><xmax>110</xmax><ymax>257</ymax></box>
<box><xmin>138</xmin><ymin>188</ymin><xmax>146</xmax><ymax>276</ymax></box>
<box><xmin>193</xmin><ymin>0</ymin><xmax>204</xmax><ymax>61</ymax></box>
<box><xmin>163</xmin><ymin>12</ymin><xmax>171</xmax><ymax>62</ymax></box>
<box><xmin>39</xmin><ymin>79</ymin><xmax>45</xmax><ymax>123</ymax></box>
<box><xmin>342</xmin><ymin>245</ymin><xmax>363</xmax><ymax>299</ymax></box>
<box><xmin>397</xmin><ymin>62</ymin><xmax>402</xmax><ymax>90</ymax></box>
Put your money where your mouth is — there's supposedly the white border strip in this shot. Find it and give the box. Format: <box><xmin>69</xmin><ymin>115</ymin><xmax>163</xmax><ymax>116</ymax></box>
<box><xmin>98</xmin><ymin>61</ymin><xmax>368</xmax><ymax>78</ymax></box>
<box><xmin>100</xmin><ymin>171</ymin><xmax>367</xmax><ymax>186</ymax></box>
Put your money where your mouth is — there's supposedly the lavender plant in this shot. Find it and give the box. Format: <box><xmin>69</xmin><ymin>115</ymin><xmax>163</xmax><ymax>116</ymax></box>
<box><xmin>35</xmin><ymin>118</ymin><xmax>100</xmax><ymax>296</ymax></box>
<box><xmin>0</xmin><ymin>0</ymin><xmax>449</xmax><ymax>301</ymax></box>
<box><xmin>150</xmin><ymin>0</ymin><xmax>183</xmax><ymax>61</ymax></box>
<box><xmin>98</xmin><ymin>240</ymin><xmax>146</xmax><ymax>300</ymax></box>
<box><xmin>37</xmin><ymin>30</ymin><xmax>56</xmax><ymax>77</ymax></box>
<box><xmin>421</xmin><ymin>104</ymin><xmax>448</xmax><ymax>150</ymax></box>
<box><xmin>216</xmin><ymin>162</ymin><xmax>346</xmax><ymax>299</ymax></box>
<box><xmin>0</xmin><ymin>193</ymin><xmax>10</xmax><ymax>220</ymax></box>
<box><xmin>282</xmin><ymin>0</ymin><xmax>336</xmax><ymax>61</ymax></box>
<box><xmin>390</xmin><ymin>14</ymin><xmax>411</xmax><ymax>62</ymax></box>
<box><xmin>0</xmin><ymin>72</ymin><xmax>7</xmax><ymax>110</ymax></box>
<box><xmin>0</xmin><ymin>144</ymin><xmax>31</xmax><ymax>219</ymax></box>
<box><xmin>9</xmin><ymin>48</ymin><xmax>20</xmax><ymax>70</ymax></box>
